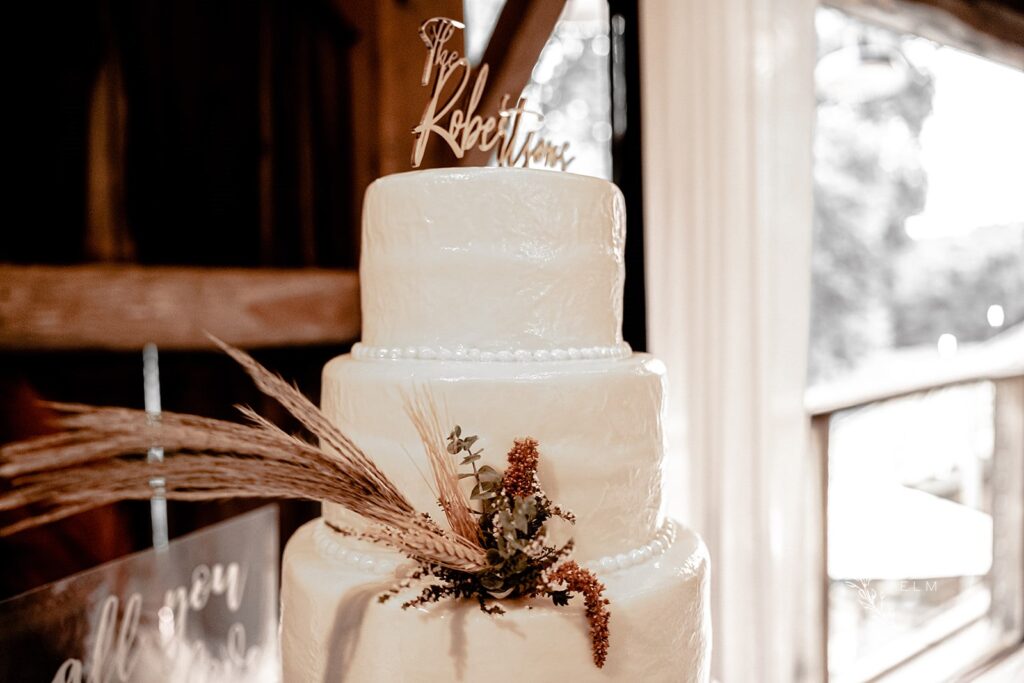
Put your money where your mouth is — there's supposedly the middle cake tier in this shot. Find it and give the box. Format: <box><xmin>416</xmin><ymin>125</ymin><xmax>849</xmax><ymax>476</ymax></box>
<box><xmin>321</xmin><ymin>354</ymin><xmax>667</xmax><ymax>561</ymax></box>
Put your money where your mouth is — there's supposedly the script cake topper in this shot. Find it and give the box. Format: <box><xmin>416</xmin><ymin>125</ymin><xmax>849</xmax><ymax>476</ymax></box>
<box><xmin>411</xmin><ymin>17</ymin><xmax>574</xmax><ymax>171</ymax></box>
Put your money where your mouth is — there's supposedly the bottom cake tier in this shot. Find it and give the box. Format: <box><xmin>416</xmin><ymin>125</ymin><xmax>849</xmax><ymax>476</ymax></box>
<box><xmin>281</xmin><ymin>518</ymin><xmax>711</xmax><ymax>682</ymax></box>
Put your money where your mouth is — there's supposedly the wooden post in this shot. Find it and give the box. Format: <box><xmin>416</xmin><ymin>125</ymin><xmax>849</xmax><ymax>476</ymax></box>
<box><xmin>991</xmin><ymin>376</ymin><xmax>1024</xmax><ymax>635</ymax></box>
<box><xmin>85</xmin><ymin>58</ymin><xmax>133</xmax><ymax>261</ymax></box>
<box><xmin>258</xmin><ymin>0</ymin><xmax>275</xmax><ymax>263</ymax></box>
<box><xmin>809</xmin><ymin>413</ymin><xmax>832</xmax><ymax>683</ymax></box>
<box><xmin>334</xmin><ymin>0</ymin><xmax>463</xmax><ymax>246</ymax></box>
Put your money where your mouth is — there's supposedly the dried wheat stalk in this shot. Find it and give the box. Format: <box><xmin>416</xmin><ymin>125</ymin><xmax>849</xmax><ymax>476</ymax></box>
<box><xmin>0</xmin><ymin>340</ymin><xmax>488</xmax><ymax>572</ymax></box>
<box><xmin>403</xmin><ymin>390</ymin><xmax>479</xmax><ymax>545</ymax></box>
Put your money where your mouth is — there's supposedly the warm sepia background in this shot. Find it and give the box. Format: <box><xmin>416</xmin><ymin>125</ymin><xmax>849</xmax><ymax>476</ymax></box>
<box><xmin>0</xmin><ymin>0</ymin><xmax>646</xmax><ymax>602</ymax></box>
<box><xmin>2</xmin><ymin>1</ymin><xmax>1023</xmax><ymax>681</ymax></box>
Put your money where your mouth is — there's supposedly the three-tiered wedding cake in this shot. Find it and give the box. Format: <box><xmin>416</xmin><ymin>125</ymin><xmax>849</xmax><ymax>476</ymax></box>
<box><xmin>281</xmin><ymin>167</ymin><xmax>710</xmax><ymax>682</ymax></box>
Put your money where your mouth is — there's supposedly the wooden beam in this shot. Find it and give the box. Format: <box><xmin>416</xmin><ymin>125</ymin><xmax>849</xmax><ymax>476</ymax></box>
<box><xmin>460</xmin><ymin>0</ymin><xmax>567</xmax><ymax>167</ymax></box>
<box><xmin>908</xmin><ymin>0</ymin><xmax>1024</xmax><ymax>52</ymax></box>
<box><xmin>824</xmin><ymin>0</ymin><xmax>1024</xmax><ymax>69</ymax></box>
<box><xmin>0</xmin><ymin>265</ymin><xmax>360</xmax><ymax>351</ymax></box>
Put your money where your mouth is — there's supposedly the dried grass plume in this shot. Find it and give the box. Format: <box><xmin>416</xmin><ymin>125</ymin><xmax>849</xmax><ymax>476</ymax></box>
<box><xmin>0</xmin><ymin>338</ymin><xmax>486</xmax><ymax>572</ymax></box>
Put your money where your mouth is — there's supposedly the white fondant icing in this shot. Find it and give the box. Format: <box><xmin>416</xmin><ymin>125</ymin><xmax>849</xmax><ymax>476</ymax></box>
<box><xmin>320</xmin><ymin>353</ymin><xmax>667</xmax><ymax>562</ymax></box>
<box><xmin>360</xmin><ymin>168</ymin><xmax>626</xmax><ymax>354</ymax></box>
<box><xmin>282</xmin><ymin>518</ymin><xmax>710</xmax><ymax>682</ymax></box>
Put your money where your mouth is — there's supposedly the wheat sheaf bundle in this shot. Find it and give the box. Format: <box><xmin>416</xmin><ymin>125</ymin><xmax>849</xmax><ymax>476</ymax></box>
<box><xmin>0</xmin><ymin>338</ymin><xmax>487</xmax><ymax>572</ymax></box>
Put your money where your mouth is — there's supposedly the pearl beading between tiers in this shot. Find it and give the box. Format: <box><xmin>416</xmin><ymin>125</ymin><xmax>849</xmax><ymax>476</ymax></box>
<box><xmin>351</xmin><ymin>342</ymin><xmax>633</xmax><ymax>362</ymax></box>
<box><xmin>582</xmin><ymin>521</ymin><xmax>677</xmax><ymax>574</ymax></box>
<box><xmin>312</xmin><ymin>519</ymin><xmax>676</xmax><ymax>577</ymax></box>
<box><xmin>312</xmin><ymin>522</ymin><xmax>405</xmax><ymax>576</ymax></box>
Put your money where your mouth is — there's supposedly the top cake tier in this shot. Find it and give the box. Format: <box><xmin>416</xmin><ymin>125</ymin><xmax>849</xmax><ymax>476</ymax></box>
<box><xmin>359</xmin><ymin>167</ymin><xmax>628</xmax><ymax>358</ymax></box>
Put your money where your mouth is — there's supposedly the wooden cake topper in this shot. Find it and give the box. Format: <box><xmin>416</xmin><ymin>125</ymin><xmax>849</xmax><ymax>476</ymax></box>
<box><xmin>412</xmin><ymin>17</ymin><xmax>574</xmax><ymax>171</ymax></box>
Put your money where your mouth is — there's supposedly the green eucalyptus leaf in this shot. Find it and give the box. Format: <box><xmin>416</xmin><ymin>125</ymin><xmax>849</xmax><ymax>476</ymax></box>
<box><xmin>476</xmin><ymin>467</ymin><xmax>501</xmax><ymax>482</ymax></box>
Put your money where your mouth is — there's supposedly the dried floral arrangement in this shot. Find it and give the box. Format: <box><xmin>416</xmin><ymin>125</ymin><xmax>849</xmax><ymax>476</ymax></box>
<box><xmin>377</xmin><ymin>396</ymin><xmax>610</xmax><ymax>665</ymax></box>
<box><xmin>0</xmin><ymin>340</ymin><xmax>610</xmax><ymax>668</ymax></box>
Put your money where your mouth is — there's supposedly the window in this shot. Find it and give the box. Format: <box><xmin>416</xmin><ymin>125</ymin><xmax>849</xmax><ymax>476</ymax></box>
<box><xmin>811</xmin><ymin>8</ymin><xmax>1024</xmax><ymax>392</ymax></box>
<box><xmin>464</xmin><ymin>0</ymin><xmax>613</xmax><ymax>179</ymax></box>
<box><xmin>825</xmin><ymin>382</ymin><xmax>1022</xmax><ymax>680</ymax></box>
<box><xmin>811</xmin><ymin>7</ymin><xmax>1024</xmax><ymax>680</ymax></box>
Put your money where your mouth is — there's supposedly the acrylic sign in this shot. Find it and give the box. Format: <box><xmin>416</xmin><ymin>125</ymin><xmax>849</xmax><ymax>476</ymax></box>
<box><xmin>0</xmin><ymin>505</ymin><xmax>279</xmax><ymax>683</ymax></box>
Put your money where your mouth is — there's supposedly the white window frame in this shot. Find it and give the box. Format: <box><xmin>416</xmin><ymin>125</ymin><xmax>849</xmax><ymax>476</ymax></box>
<box><xmin>811</xmin><ymin>375</ymin><xmax>1024</xmax><ymax>681</ymax></box>
<box><xmin>640</xmin><ymin>1</ymin><xmax>1023</xmax><ymax>681</ymax></box>
<box><xmin>641</xmin><ymin>1</ymin><xmax>820</xmax><ymax>680</ymax></box>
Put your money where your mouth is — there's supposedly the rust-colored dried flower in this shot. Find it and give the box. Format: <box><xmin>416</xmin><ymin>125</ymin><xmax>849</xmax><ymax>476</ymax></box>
<box><xmin>502</xmin><ymin>437</ymin><xmax>540</xmax><ymax>498</ymax></box>
<box><xmin>546</xmin><ymin>561</ymin><xmax>611</xmax><ymax>668</ymax></box>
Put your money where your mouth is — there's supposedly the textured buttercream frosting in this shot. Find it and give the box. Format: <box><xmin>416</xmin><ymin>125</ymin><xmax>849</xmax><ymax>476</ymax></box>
<box><xmin>281</xmin><ymin>167</ymin><xmax>710</xmax><ymax>681</ymax></box>
<box><xmin>320</xmin><ymin>354</ymin><xmax>666</xmax><ymax>561</ymax></box>
<box><xmin>282</xmin><ymin>518</ymin><xmax>710</xmax><ymax>682</ymax></box>
<box><xmin>360</xmin><ymin>167</ymin><xmax>626</xmax><ymax>353</ymax></box>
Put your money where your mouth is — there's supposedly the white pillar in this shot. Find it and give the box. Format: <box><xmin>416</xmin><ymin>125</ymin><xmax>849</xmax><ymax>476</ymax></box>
<box><xmin>640</xmin><ymin>1</ymin><xmax>820</xmax><ymax>681</ymax></box>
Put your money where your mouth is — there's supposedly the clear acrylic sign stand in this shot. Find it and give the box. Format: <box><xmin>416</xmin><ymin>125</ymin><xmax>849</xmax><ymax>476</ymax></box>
<box><xmin>1</xmin><ymin>346</ymin><xmax>281</xmax><ymax>682</ymax></box>
<box><xmin>144</xmin><ymin>342</ymin><xmax>170</xmax><ymax>552</ymax></box>
<box><xmin>0</xmin><ymin>505</ymin><xmax>280</xmax><ymax>682</ymax></box>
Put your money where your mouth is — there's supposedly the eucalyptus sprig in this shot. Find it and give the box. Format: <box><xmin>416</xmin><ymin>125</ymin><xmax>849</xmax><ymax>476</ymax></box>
<box><xmin>447</xmin><ymin>426</ymin><xmax>501</xmax><ymax>510</ymax></box>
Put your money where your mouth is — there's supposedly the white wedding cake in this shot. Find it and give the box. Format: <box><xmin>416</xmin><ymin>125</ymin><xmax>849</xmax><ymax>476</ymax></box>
<box><xmin>280</xmin><ymin>167</ymin><xmax>711</xmax><ymax>682</ymax></box>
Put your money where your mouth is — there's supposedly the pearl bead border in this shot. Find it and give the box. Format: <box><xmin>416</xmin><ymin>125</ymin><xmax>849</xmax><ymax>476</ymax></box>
<box><xmin>582</xmin><ymin>520</ymin><xmax>677</xmax><ymax>575</ymax></box>
<box><xmin>351</xmin><ymin>341</ymin><xmax>632</xmax><ymax>363</ymax></box>
<box><xmin>312</xmin><ymin>521</ymin><xmax>405</xmax><ymax>576</ymax></box>
<box><xmin>313</xmin><ymin>518</ymin><xmax>676</xmax><ymax>577</ymax></box>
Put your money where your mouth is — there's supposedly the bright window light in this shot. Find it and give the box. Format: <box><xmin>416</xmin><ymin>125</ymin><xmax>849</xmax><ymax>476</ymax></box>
<box><xmin>987</xmin><ymin>304</ymin><xmax>1005</xmax><ymax>328</ymax></box>
<box><xmin>937</xmin><ymin>333</ymin><xmax>958</xmax><ymax>357</ymax></box>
